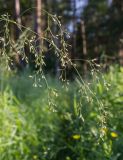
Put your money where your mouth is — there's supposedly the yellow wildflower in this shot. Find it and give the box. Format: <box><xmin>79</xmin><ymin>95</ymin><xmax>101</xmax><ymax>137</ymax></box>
<box><xmin>110</xmin><ymin>132</ymin><xmax>118</xmax><ymax>138</ymax></box>
<box><xmin>72</xmin><ymin>134</ymin><xmax>81</xmax><ymax>140</ymax></box>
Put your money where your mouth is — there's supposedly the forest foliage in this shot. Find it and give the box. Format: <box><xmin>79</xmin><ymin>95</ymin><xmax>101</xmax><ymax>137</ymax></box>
<box><xmin>0</xmin><ymin>0</ymin><xmax>123</xmax><ymax>160</ymax></box>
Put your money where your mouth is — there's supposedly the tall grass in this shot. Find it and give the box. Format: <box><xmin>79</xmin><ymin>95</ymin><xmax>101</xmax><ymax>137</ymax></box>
<box><xmin>0</xmin><ymin>66</ymin><xmax>123</xmax><ymax>160</ymax></box>
<box><xmin>0</xmin><ymin>13</ymin><xmax>123</xmax><ymax>160</ymax></box>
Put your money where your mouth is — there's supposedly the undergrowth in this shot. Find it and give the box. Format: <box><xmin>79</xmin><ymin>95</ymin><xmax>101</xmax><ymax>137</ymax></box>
<box><xmin>0</xmin><ymin>12</ymin><xmax>123</xmax><ymax>160</ymax></box>
<box><xmin>0</xmin><ymin>67</ymin><xmax>123</xmax><ymax>160</ymax></box>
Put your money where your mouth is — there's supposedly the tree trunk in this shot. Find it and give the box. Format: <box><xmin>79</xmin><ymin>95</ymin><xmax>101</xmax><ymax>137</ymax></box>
<box><xmin>15</xmin><ymin>0</ymin><xmax>21</xmax><ymax>39</ymax></box>
<box><xmin>80</xmin><ymin>20</ymin><xmax>87</xmax><ymax>72</ymax></box>
<box><xmin>13</xmin><ymin>0</ymin><xmax>23</xmax><ymax>70</ymax></box>
<box><xmin>72</xmin><ymin>0</ymin><xmax>77</xmax><ymax>60</ymax></box>
<box><xmin>34</xmin><ymin>0</ymin><xmax>42</xmax><ymax>53</ymax></box>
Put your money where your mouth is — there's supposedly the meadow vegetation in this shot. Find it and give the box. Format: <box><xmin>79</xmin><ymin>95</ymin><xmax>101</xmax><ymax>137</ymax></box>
<box><xmin>0</xmin><ymin>66</ymin><xmax>123</xmax><ymax>160</ymax></box>
<box><xmin>0</xmin><ymin>6</ymin><xmax>123</xmax><ymax>159</ymax></box>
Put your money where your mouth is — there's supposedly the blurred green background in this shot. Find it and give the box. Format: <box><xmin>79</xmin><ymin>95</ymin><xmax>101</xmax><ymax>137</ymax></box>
<box><xmin>0</xmin><ymin>0</ymin><xmax>123</xmax><ymax>160</ymax></box>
